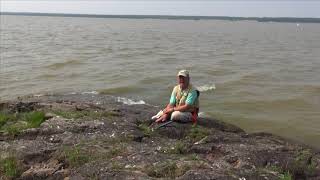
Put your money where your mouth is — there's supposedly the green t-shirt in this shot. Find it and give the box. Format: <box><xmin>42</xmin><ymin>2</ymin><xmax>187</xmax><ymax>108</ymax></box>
<box><xmin>169</xmin><ymin>87</ymin><xmax>197</xmax><ymax>106</ymax></box>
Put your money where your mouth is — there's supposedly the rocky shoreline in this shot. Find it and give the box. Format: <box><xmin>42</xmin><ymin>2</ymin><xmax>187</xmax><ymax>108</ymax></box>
<box><xmin>0</xmin><ymin>93</ymin><xmax>319</xmax><ymax>180</ymax></box>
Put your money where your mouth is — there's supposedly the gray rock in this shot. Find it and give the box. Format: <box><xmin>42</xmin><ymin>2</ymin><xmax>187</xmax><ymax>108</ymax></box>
<box><xmin>0</xmin><ymin>94</ymin><xmax>319</xmax><ymax>180</ymax></box>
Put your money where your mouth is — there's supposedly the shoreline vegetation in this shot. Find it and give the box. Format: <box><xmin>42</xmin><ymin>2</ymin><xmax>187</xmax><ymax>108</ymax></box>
<box><xmin>0</xmin><ymin>93</ymin><xmax>319</xmax><ymax>179</ymax></box>
<box><xmin>1</xmin><ymin>12</ymin><xmax>320</xmax><ymax>23</ymax></box>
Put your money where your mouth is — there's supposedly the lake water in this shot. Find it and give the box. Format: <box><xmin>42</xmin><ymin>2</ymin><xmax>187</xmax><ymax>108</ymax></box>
<box><xmin>1</xmin><ymin>15</ymin><xmax>319</xmax><ymax>148</ymax></box>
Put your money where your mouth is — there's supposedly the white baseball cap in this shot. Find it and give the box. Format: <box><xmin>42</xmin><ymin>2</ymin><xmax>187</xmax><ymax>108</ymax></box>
<box><xmin>177</xmin><ymin>70</ymin><xmax>189</xmax><ymax>77</ymax></box>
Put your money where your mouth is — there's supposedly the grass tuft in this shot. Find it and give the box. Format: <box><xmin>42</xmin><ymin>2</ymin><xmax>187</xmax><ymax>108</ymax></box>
<box><xmin>24</xmin><ymin>111</ymin><xmax>45</xmax><ymax>128</ymax></box>
<box><xmin>167</xmin><ymin>141</ymin><xmax>187</xmax><ymax>154</ymax></box>
<box><xmin>146</xmin><ymin>161</ymin><xmax>191</xmax><ymax>178</ymax></box>
<box><xmin>0</xmin><ymin>112</ymin><xmax>16</xmax><ymax>129</ymax></box>
<box><xmin>63</xmin><ymin>145</ymin><xmax>90</xmax><ymax>167</ymax></box>
<box><xmin>0</xmin><ymin>156</ymin><xmax>21</xmax><ymax>178</ymax></box>
<box><xmin>146</xmin><ymin>161</ymin><xmax>177</xmax><ymax>178</ymax></box>
<box><xmin>266</xmin><ymin>165</ymin><xmax>293</xmax><ymax>180</ymax></box>
<box><xmin>0</xmin><ymin>111</ymin><xmax>45</xmax><ymax>136</ymax></box>
<box><xmin>292</xmin><ymin>149</ymin><xmax>316</xmax><ymax>176</ymax></box>
<box><xmin>280</xmin><ymin>171</ymin><xmax>293</xmax><ymax>180</ymax></box>
<box><xmin>110</xmin><ymin>161</ymin><xmax>124</xmax><ymax>171</ymax></box>
<box><xmin>187</xmin><ymin>124</ymin><xmax>209</xmax><ymax>141</ymax></box>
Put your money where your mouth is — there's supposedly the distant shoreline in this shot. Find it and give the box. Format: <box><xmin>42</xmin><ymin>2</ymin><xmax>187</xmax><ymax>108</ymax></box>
<box><xmin>1</xmin><ymin>12</ymin><xmax>320</xmax><ymax>23</ymax></box>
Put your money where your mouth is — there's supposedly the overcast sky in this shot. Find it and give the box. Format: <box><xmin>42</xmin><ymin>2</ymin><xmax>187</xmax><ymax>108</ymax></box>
<box><xmin>1</xmin><ymin>1</ymin><xmax>320</xmax><ymax>18</ymax></box>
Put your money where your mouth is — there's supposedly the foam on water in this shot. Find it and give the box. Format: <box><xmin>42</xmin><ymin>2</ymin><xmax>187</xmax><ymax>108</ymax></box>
<box><xmin>198</xmin><ymin>112</ymin><xmax>205</xmax><ymax>117</ymax></box>
<box><xmin>33</xmin><ymin>94</ymin><xmax>44</xmax><ymax>97</ymax></box>
<box><xmin>81</xmin><ymin>91</ymin><xmax>99</xmax><ymax>95</ymax></box>
<box><xmin>196</xmin><ymin>84</ymin><xmax>216</xmax><ymax>92</ymax></box>
<box><xmin>116</xmin><ymin>97</ymin><xmax>146</xmax><ymax>105</ymax></box>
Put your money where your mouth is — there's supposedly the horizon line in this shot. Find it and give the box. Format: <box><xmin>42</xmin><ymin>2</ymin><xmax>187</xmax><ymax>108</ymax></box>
<box><xmin>1</xmin><ymin>12</ymin><xmax>320</xmax><ymax>23</ymax></box>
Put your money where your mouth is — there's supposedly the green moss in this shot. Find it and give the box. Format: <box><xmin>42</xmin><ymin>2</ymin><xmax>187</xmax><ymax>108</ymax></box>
<box><xmin>53</xmin><ymin>110</ymin><xmax>86</xmax><ymax>119</ymax></box>
<box><xmin>187</xmin><ymin>124</ymin><xmax>209</xmax><ymax>141</ymax></box>
<box><xmin>0</xmin><ymin>156</ymin><xmax>21</xmax><ymax>178</ymax></box>
<box><xmin>138</xmin><ymin>123</ymin><xmax>152</xmax><ymax>137</ymax></box>
<box><xmin>62</xmin><ymin>141</ymin><xmax>127</xmax><ymax>168</ymax></box>
<box><xmin>53</xmin><ymin>110</ymin><xmax>120</xmax><ymax>120</ymax></box>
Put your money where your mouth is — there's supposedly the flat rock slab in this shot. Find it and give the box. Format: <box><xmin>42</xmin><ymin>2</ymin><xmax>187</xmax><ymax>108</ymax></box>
<box><xmin>0</xmin><ymin>93</ymin><xmax>319</xmax><ymax>180</ymax></box>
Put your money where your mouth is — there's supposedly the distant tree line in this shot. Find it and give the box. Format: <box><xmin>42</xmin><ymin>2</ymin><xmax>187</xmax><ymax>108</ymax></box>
<box><xmin>1</xmin><ymin>12</ymin><xmax>320</xmax><ymax>23</ymax></box>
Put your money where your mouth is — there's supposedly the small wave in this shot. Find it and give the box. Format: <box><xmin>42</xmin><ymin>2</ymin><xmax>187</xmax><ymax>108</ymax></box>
<box><xmin>116</xmin><ymin>97</ymin><xmax>146</xmax><ymax>105</ymax></box>
<box><xmin>196</xmin><ymin>84</ymin><xmax>216</xmax><ymax>92</ymax></box>
<box><xmin>99</xmin><ymin>86</ymin><xmax>140</xmax><ymax>95</ymax></box>
<box><xmin>33</xmin><ymin>94</ymin><xmax>44</xmax><ymax>97</ymax></box>
<box><xmin>223</xmin><ymin>51</ymin><xmax>234</xmax><ymax>56</ymax></box>
<box><xmin>46</xmin><ymin>60</ymin><xmax>84</xmax><ymax>70</ymax></box>
<box><xmin>81</xmin><ymin>91</ymin><xmax>99</xmax><ymax>95</ymax></box>
<box><xmin>39</xmin><ymin>74</ymin><xmax>57</xmax><ymax>79</ymax></box>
